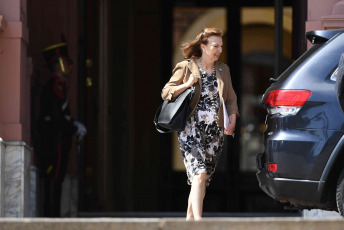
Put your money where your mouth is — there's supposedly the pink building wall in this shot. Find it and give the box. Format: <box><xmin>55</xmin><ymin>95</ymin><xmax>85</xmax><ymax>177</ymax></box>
<box><xmin>0</xmin><ymin>0</ymin><xmax>79</xmax><ymax>145</ymax></box>
<box><xmin>307</xmin><ymin>0</ymin><xmax>344</xmax><ymax>48</ymax></box>
<box><xmin>0</xmin><ymin>0</ymin><xmax>30</xmax><ymax>143</ymax></box>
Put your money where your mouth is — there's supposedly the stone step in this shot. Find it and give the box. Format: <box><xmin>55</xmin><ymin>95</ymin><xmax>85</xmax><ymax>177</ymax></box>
<box><xmin>0</xmin><ymin>217</ymin><xmax>344</xmax><ymax>230</ymax></box>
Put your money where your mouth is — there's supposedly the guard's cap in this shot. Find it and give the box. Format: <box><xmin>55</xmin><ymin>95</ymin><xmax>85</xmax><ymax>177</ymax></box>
<box><xmin>42</xmin><ymin>42</ymin><xmax>72</xmax><ymax>65</ymax></box>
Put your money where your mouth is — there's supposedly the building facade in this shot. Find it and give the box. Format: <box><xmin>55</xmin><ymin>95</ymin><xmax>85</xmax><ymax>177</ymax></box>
<box><xmin>0</xmin><ymin>0</ymin><xmax>343</xmax><ymax>217</ymax></box>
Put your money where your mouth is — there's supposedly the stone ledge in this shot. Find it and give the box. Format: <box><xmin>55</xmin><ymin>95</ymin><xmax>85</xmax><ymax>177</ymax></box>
<box><xmin>0</xmin><ymin>218</ymin><xmax>161</xmax><ymax>230</ymax></box>
<box><xmin>0</xmin><ymin>217</ymin><xmax>344</xmax><ymax>230</ymax></box>
<box><xmin>163</xmin><ymin>217</ymin><xmax>344</xmax><ymax>230</ymax></box>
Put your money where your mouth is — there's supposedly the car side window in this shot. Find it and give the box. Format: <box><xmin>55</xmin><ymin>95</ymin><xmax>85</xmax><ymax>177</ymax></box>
<box><xmin>331</xmin><ymin>67</ymin><xmax>338</xmax><ymax>81</ymax></box>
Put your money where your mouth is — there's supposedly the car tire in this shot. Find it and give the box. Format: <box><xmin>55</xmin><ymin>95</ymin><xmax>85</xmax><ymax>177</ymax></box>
<box><xmin>336</xmin><ymin>169</ymin><xmax>344</xmax><ymax>216</ymax></box>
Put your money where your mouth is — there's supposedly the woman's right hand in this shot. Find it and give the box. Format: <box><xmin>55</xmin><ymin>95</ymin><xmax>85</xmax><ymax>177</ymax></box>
<box><xmin>186</xmin><ymin>73</ymin><xmax>199</xmax><ymax>87</ymax></box>
<box><xmin>170</xmin><ymin>73</ymin><xmax>200</xmax><ymax>100</ymax></box>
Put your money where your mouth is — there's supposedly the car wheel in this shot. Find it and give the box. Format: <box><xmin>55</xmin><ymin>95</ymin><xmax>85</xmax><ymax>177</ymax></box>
<box><xmin>336</xmin><ymin>169</ymin><xmax>344</xmax><ymax>216</ymax></box>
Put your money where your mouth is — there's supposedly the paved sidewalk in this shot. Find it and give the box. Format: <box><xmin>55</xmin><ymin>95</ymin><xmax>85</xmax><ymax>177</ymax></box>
<box><xmin>0</xmin><ymin>217</ymin><xmax>344</xmax><ymax>230</ymax></box>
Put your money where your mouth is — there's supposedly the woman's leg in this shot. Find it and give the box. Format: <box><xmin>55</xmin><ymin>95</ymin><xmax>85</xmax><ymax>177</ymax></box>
<box><xmin>186</xmin><ymin>190</ymin><xmax>194</xmax><ymax>220</ymax></box>
<box><xmin>190</xmin><ymin>173</ymin><xmax>207</xmax><ymax>220</ymax></box>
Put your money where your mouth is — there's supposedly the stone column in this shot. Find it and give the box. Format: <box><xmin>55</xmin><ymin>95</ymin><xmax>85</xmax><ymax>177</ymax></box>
<box><xmin>0</xmin><ymin>139</ymin><xmax>5</xmax><ymax>216</ymax></box>
<box><xmin>0</xmin><ymin>0</ymin><xmax>33</xmax><ymax>217</ymax></box>
<box><xmin>3</xmin><ymin>141</ymin><xmax>31</xmax><ymax>217</ymax></box>
<box><xmin>0</xmin><ymin>0</ymin><xmax>30</xmax><ymax>143</ymax></box>
<box><xmin>0</xmin><ymin>139</ymin><xmax>32</xmax><ymax>217</ymax></box>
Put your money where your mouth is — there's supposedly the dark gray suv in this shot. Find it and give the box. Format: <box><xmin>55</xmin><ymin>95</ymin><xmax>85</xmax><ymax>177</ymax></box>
<box><xmin>256</xmin><ymin>29</ymin><xmax>344</xmax><ymax>216</ymax></box>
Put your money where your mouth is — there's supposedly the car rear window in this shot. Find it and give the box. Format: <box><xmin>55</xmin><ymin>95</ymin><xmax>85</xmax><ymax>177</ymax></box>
<box><xmin>277</xmin><ymin>33</ymin><xmax>344</xmax><ymax>82</ymax></box>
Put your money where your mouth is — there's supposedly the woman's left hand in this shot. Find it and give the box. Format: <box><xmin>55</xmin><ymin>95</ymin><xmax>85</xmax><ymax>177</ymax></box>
<box><xmin>224</xmin><ymin>113</ymin><xmax>236</xmax><ymax>136</ymax></box>
<box><xmin>224</xmin><ymin>123</ymin><xmax>235</xmax><ymax>136</ymax></box>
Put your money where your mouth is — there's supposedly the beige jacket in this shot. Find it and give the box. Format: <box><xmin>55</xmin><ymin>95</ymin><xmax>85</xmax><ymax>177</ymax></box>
<box><xmin>161</xmin><ymin>59</ymin><xmax>239</xmax><ymax>128</ymax></box>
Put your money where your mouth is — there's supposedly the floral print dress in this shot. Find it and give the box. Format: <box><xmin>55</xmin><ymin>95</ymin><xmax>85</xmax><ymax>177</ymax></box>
<box><xmin>177</xmin><ymin>67</ymin><xmax>224</xmax><ymax>187</ymax></box>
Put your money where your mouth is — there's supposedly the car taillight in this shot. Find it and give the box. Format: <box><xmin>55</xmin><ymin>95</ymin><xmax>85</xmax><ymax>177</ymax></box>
<box><xmin>267</xmin><ymin>163</ymin><xmax>277</xmax><ymax>172</ymax></box>
<box><xmin>264</xmin><ymin>89</ymin><xmax>311</xmax><ymax>116</ymax></box>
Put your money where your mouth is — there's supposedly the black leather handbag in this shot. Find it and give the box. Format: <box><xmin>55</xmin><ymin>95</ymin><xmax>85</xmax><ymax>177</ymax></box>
<box><xmin>154</xmin><ymin>87</ymin><xmax>195</xmax><ymax>133</ymax></box>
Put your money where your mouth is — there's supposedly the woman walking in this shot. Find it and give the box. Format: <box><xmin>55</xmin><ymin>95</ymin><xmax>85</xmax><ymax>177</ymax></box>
<box><xmin>161</xmin><ymin>28</ymin><xmax>239</xmax><ymax>220</ymax></box>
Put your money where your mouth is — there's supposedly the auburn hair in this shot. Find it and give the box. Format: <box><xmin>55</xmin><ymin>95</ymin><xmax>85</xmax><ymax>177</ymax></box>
<box><xmin>181</xmin><ymin>28</ymin><xmax>223</xmax><ymax>59</ymax></box>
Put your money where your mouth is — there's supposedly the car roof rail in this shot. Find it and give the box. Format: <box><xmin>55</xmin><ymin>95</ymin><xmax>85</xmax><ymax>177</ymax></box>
<box><xmin>306</xmin><ymin>29</ymin><xmax>344</xmax><ymax>44</ymax></box>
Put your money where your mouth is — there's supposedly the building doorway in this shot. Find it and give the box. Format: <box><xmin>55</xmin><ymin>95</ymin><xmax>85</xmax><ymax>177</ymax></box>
<box><xmin>164</xmin><ymin>0</ymin><xmax>300</xmax><ymax>214</ymax></box>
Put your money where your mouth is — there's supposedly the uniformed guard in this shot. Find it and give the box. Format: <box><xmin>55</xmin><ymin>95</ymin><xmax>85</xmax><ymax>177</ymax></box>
<box><xmin>36</xmin><ymin>42</ymin><xmax>86</xmax><ymax>217</ymax></box>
